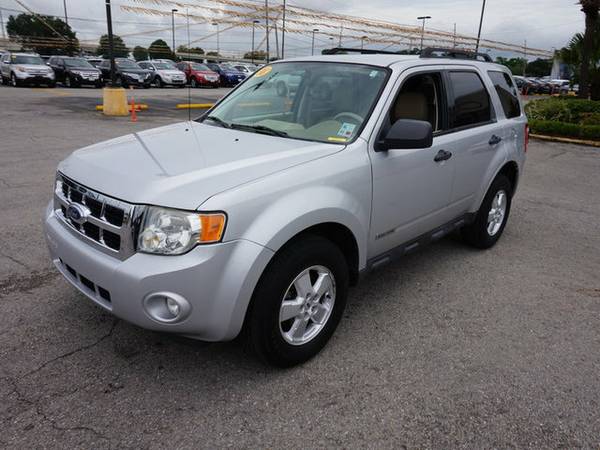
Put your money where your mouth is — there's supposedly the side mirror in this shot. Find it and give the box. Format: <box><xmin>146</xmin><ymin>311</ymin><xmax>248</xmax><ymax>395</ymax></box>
<box><xmin>376</xmin><ymin>119</ymin><xmax>433</xmax><ymax>151</ymax></box>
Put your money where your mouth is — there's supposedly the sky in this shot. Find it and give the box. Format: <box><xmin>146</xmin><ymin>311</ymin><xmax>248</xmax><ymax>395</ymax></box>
<box><xmin>0</xmin><ymin>0</ymin><xmax>586</xmax><ymax>59</ymax></box>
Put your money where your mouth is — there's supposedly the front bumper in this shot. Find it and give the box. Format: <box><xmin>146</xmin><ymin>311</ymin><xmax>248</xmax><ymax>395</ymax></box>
<box><xmin>15</xmin><ymin>72</ymin><xmax>54</xmax><ymax>83</ymax></box>
<box><xmin>44</xmin><ymin>202</ymin><xmax>273</xmax><ymax>341</ymax></box>
<box><xmin>72</xmin><ymin>73</ymin><xmax>101</xmax><ymax>85</ymax></box>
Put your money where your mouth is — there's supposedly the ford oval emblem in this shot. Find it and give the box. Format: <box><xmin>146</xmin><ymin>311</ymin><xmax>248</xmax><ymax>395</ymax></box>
<box><xmin>66</xmin><ymin>203</ymin><xmax>90</xmax><ymax>225</ymax></box>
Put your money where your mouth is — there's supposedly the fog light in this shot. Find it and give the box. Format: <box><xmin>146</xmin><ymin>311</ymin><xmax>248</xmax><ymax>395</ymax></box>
<box><xmin>142</xmin><ymin>292</ymin><xmax>191</xmax><ymax>324</ymax></box>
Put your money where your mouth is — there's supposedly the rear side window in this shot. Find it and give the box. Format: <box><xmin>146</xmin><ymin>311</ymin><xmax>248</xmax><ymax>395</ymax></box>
<box><xmin>448</xmin><ymin>71</ymin><xmax>491</xmax><ymax>129</ymax></box>
<box><xmin>488</xmin><ymin>71</ymin><xmax>521</xmax><ymax>119</ymax></box>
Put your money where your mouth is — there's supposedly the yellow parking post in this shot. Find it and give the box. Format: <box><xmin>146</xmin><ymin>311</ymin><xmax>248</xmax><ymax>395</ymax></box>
<box><xmin>102</xmin><ymin>87</ymin><xmax>129</xmax><ymax>116</ymax></box>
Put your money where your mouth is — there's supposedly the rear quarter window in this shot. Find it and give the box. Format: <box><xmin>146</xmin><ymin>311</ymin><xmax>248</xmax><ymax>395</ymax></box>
<box><xmin>488</xmin><ymin>71</ymin><xmax>521</xmax><ymax>119</ymax></box>
<box><xmin>448</xmin><ymin>71</ymin><xmax>491</xmax><ymax>129</ymax></box>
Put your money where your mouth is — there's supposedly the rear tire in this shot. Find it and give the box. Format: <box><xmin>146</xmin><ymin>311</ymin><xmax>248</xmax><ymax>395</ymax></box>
<box><xmin>246</xmin><ymin>235</ymin><xmax>349</xmax><ymax>367</ymax></box>
<box><xmin>462</xmin><ymin>174</ymin><xmax>512</xmax><ymax>249</ymax></box>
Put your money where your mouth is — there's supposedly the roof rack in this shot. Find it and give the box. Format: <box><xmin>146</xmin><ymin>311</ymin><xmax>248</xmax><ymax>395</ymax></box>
<box><xmin>420</xmin><ymin>47</ymin><xmax>493</xmax><ymax>63</ymax></box>
<box><xmin>321</xmin><ymin>47</ymin><xmax>402</xmax><ymax>55</ymax></box>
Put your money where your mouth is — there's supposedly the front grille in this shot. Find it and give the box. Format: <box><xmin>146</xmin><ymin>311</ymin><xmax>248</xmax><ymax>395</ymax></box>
<box><xmin>59</xmin><ymin>258</ymin><xmax>112</xmax><ymax>304</ymax></box>
<box><xmin>54</xmin><ymin>173</ymin><xmax>136</xmax><ymax>260</ymax></box>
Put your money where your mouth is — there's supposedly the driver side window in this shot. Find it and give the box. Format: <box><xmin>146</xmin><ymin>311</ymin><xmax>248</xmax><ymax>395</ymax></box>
<box><xmin>389</xmin><ymin>72</ymin><xmax>444</xmax><ymax>133</ymax></box>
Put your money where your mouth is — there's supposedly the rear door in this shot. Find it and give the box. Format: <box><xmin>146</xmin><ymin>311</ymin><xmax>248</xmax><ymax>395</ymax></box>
<box><xmin>440</xmin><ymin>69</ymin><xmax>501</xmax><ymax>217</ymax></box>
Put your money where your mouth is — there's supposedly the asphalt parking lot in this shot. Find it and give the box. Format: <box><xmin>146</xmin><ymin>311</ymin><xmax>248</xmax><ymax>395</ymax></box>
<box><xmin>1</xmin><ymin>85</ymin><xmax>599</xmax><ymax>449</ymax></box>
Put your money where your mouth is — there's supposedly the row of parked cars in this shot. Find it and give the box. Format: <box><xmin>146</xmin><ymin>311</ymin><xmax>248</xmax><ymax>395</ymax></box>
<box><xmin>0</xmin><ymin>51</ymin><xmax>259</xmax><ymax>88</ymax></box>
<box><xmin>513</xmin><ymin>76</ymin><xmax>573</xmax><ymax>95</ymax></box>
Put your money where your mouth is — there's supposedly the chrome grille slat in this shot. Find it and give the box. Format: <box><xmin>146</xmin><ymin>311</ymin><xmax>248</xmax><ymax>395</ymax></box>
<box><xmin>54</xmin><ymin>173</ymin><xmax>136</xmax><ymax>260</ymax></box>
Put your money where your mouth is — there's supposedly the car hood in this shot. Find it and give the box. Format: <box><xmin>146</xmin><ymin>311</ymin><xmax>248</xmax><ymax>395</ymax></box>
<box><xmin>120</xmin><ymin>68</ymin><xmax>149</xmax><ymax>74</ymax></box>
<box><xmin>58</xmin><ymin>121</ymin><xmax>343</xmax><ymax>210</ymax></box>
<box><xmin>69</xmin><ymin>66</ymin><xmax>100</xmax><ymax>72</ymax></box>
<box><xmin>18</xmin><ymin>64</ymin><xmax>50</xmax><ymax>71</ymax></box>
<box><xmin>157</xmin><ymin>69</ymin><xmax>184</xmax><ymax>76</ymax></box>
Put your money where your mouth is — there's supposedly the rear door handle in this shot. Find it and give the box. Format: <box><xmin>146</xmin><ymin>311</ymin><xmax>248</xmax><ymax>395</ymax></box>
<box><xmin>434</xmin><ymin>149</ymin><xmax>452</xmax><ymax>162</ymax></box>
<box><xmin>489</xmin><ymin>135</ymin><xmax>503</xmax><ymax>145</ymax></box>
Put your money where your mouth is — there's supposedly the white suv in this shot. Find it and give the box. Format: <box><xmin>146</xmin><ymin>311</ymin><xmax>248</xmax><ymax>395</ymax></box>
<box><xmin>1</xmin><ymin>52</ymin><xmax>55</xmax><ymax>87</ymax></box>
<box><xmin>137</xmin><ymin>60</ymin><xmax>187</xmax><ymax>88</ymax></box>
<box><xmin>44</xmin><ymin>50</ymin><xmax>527</xmax><ymax>367</ymax></box>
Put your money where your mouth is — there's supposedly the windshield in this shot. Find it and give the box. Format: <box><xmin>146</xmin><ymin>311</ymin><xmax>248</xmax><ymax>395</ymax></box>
<box><xmin>191</xmin><ymin>63</ymin><xmax>210</xmax><ymax>71</ymax></box>
<box><xmin>65</xmin><ymin>58</ymin><xmax>94</xmax><ymax>68</ymax></box>
<box><xmin>12</xmin><ymin>55</ymin><xmax>44</xmax><ymax>65</ymax></box>
<box><xmin>200</xmin><ymin>62</ymin><xmax>388</xmax><ymax>144</ymax></box>
<box><xmin>116</xmin><ymin>60</ymin><xmax>140</xmax><ymax>69</ymax></box>
<box><xmin>154</xmin><ymin>62</ymin><xmax>175</xmax><ymax>69</ymax></box>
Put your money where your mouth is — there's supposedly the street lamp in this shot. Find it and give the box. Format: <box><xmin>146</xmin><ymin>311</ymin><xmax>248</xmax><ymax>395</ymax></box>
<box><xmin>311</xmin><ymin>28</ymin><xmax>318</xmax><ymax>56</ymax></box>
<box><xmin>475</xmin><ymin>0</ymin><xmax>487</xmax><ymax>53</ymax></box>
<box><xmin>171</xmin><ymin>9</ymin><xmax>178</xmax><ymax>60</ymax></box>
<box><xmin>212</xmin><ymin>22</ymin><xmax>220</xmax><ymax>59</ymax></box>
<box><xmin>251</xmin><ymin>20</ymin><xmax>260</xmax><ymax>64</ymax></box>
<box><xmin>417</xmin><ymin>15</ymin><xmax>431</xmax><ymax>53</ymax></box>
<box><xmin>361</xmin><ymin>35</ymin><xmax>367</xmax><ymax>50</ymax></box>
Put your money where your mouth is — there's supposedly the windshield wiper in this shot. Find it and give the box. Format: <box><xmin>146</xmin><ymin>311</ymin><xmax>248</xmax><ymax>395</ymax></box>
<box><xmin>203</xmin><ymin>115</ymin><xmax>231</xmax><ymax>128</ymax></box>
<box><xmin>229</xmin><ymin>123</ymin><xmax>288</xmax><ymax>137</ymax></box>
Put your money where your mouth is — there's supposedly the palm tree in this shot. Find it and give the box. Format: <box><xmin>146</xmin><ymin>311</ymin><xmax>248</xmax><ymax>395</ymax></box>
<box><xmin>579</xmin><ymin>0</ymin><xmax>600</xmax><ymax>98</ymax></box>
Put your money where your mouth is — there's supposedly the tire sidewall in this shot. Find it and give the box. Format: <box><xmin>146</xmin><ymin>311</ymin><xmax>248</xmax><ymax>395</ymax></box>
<box><xmin>249</xmin><ymin>236</ymin><xmax>349</xmax><ymax>367</ymax></box>
<box><xmin>469</xmin><ymin>175</ymin><xmax>513</xmax><ymax>248</ymax></box>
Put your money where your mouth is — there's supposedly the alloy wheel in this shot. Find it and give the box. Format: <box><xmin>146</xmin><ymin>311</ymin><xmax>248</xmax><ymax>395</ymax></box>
<box><xmin>487</xmin><ymin>190</ymin><xmax>507</xmax><ymax>236</ymax></box>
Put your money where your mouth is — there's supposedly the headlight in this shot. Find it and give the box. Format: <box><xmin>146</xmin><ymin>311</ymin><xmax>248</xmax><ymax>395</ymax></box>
<box><xmin>15</xmin><ymin>66</ymin><xmax>26</xmax><ymax>72</ymax></box>
<box><xmin>137</xmin><ymin>207</ymin><xmax>226</xmax><ymax>255</ymax></box>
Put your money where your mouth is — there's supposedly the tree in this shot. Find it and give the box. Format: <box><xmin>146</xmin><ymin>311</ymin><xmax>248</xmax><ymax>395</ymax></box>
<box><xmin>495</xmin><ymin>56</ymin><xmax>528</xmax><ymax>76</ymax></box>
<box><xmin>206</xmin><ymin>51</ymin><xmax>221</xmax><ymax>57</ymax></box>
<box><xmin>177</xmin><ymin>45</ymin><xmax>204</xmax><ymax>55</ymax></box>
<box><xmin>6</xmin><ymin>13</ymin><xmax>79</xmax><ymax>55</ymax></box>
<box><xmin>133</xmin><ymin>46</ymin><xmax>148</xmax><ymax>61</ymax></box>
<box><xmin>97</xmin><ymin>34</ymin><xmax>129</xmax><ymax>58</ymax></box>
<box><xmin>243</xmin><ymin>50</ymin><xmax>266</xmax><ymax>60</ymax></box>
<box><xmin>579</xmin><ymin>0</ymin><xmax>600</xmax><ymax>98</ymax></box>
<box><xmin>148</xmin><ymin>39</ymin><xmax>173</xmax><ymax>60</ymax></box>
<box><xmin>559</xmin><ymin>25</ymin><xmax>600</xmax><ymax>100</ymax></box>
<box><xmin>525</xmin><ymin>58</ymin><xmax>553</xmax><ymax>77</ymax></box>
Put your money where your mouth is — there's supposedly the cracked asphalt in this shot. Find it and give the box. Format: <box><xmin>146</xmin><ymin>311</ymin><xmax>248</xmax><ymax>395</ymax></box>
<box><xmin>1</xmin><ymin>85</ymin><xmax>600</xmax><ymax>449</ymax></box>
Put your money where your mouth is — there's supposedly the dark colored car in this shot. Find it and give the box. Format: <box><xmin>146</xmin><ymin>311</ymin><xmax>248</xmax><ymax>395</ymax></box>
<box><xmin>176</xmin><ymin>61</ymin><xmax>220</xmax><ymax>88</ymax></box>
<box><xmin>48</xmin><ymin>56</ymin><xmax>103</xmax><ymax>88</ymax></box>
<box><xmin>98</xmin><ymin>58</ymin><xmax>152</xmax><ymax>88</ymax></box>
<box><xmin>513</xmin><ymin>76</ymin><xmax>536</xmax><ymax>95</ymax></box>
<box><xmin>206</xmin><ymin>63</ymin><xmax>245</xmax><ymax>87</ymax></box>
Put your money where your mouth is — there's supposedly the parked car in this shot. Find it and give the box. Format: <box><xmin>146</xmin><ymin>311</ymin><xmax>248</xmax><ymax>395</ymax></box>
<box><xmin>44</xmin><ymin>53</ymin><xmax>527</xmax><ymax>367</ymax></box>
<box><xmin>550</xmin><ymin>79</ymin><xmax>570</xmax><ymax>94</ymax></box>
<box><xmin>137</xmin><ymin>60</ymin><xmax>186</xmax><ymax>88</ymax></box>
<box><xmin>206</xmin><ymin>62</ymin><xmax>246</xmax><ymax>86</ymax></box>
<box><xmin>48</xmin><ymin>56</ymin><xmax>103</xmax><ymax>88</ymax></box>
<box><xmin>233</xmin><ymin>64</ymin><xmax>253</xmax><ymax>76</ymax></box>
<box><xmin>0</xmin><ymin>52</ymin><xmax>55</xmax><ymax>87</ymax></box>
<box><xmin>513</xmin><ymin>76</ymin><xmax>535</xmax><ymax>95</ymax></box>
<box><xmin>176</xmin><ymin>61</ymin><xmax>220</xmax><ymax>87</ymax></box>
<box><xmin>86</xmin><ymin>58</ymin><xmax>104</xmax><ymax>68</ymax></box>
<box><xmin>98</xmin><ymin>58</ymin><xmax>152</xmax><ymax>88</ymax></box>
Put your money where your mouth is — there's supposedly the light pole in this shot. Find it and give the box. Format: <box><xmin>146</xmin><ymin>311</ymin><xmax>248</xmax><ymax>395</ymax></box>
<box><xmin>361</xmin><ymin>35</ymin><xmax>367</xmax><ymax>50</ymax></box>
<box><xmin>475</xmin><ymin>0</ymin><xmax>486</xmax><ymax>53</ymax></box>
<box><xmin>63</xmin><ymin>0</ymin><xmax>68</xmax><ymax>25</ymax></box>
<box><xmin>311</xmin><ymin>28</ymin><xmax>318</xmax><ymax>56</ymax></box>
<box><xmin>171</xmin><ymin>9</ymin><xmax>178</xmax><ymax>60</ymax></box>
<box><xmin>251</xmin><ymin>20</ymin><xmax>259</xmax><ymax>64</ymax></box>
<box><xmin>212</xmin><ymin>22</ymin><xmax>220</xmax><ymax>59</ymax></box>
<box><xmin>265</xmin><ymin>0</ymin><xmax>269</xmax><ymax>63</ymax></box>
<box><xmin>417</xmin><ymin>16</ymin><xmax>431</xmax><ymax>53</ymax></box>
<box><xmin>281</xmin><ymin>0</ymin><xmax>286</xmax><ymax>59</ymax></box>
<box><xmin>105</xmin><ymin>0</ymin><xmax>116</xmax><ymax>87</ymax></box>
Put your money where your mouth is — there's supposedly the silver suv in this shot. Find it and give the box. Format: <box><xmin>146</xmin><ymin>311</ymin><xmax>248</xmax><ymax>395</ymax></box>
<box><xmin>44</xmin><ymin>52</ymin><xmax>527</xmax><ymax>367</ymax></box>
<box><xmin>1</xmin><ymin>52</ymin><xmax>56</xmax><ymax>87</ymax></box>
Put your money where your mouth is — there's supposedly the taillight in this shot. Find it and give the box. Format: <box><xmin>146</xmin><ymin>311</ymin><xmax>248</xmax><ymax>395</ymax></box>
<box><xmin>524</xmin><ymin>124</ymin><xmax>529</xmax><ymax>153</ymax></box>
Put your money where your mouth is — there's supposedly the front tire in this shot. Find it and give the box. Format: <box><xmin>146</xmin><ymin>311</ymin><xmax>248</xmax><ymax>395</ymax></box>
<box><xmin>190</xmin><ymin>78</ymin><xmax>198</xmax><ymax>88</ymax></box>
<box><xmin>11</xmin><ymin>73</ymin><xmax>20</xmax><ymax>87</ymax></box>
<box><xmin>462</xmin><ymin>174</ymin><xmax>512</xmax><ymax>249</ymax></box>
<box><xmin>246</xmin><ymin>235</ymin><xmax>349</xmax><ymax>367</ymax></box>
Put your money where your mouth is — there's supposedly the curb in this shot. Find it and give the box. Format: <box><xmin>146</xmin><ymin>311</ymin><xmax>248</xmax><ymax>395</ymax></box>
<box><xmin>530</xmin><ymin>133</ymin><xmax>600</xmax><ymax>148</ymax></box>
<box><xmin>176</xmin><ymin>103</ymin><xmax>214</xmax><ymax>109</ymax></box>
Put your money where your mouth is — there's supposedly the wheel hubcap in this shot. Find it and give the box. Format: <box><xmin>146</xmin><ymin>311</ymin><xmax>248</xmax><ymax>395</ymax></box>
<box><xmin>279</xmin><ymin>265</ymin><xmax>336</xmax><ymax>346</ymax></box>
<box><xmin>487</xmin><ymin>190</ymin><xmax>507</xmax><ymax>236</ymax></box>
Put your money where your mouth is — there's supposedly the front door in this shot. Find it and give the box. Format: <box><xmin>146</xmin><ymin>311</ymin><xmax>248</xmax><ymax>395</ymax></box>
<box><xmin>369</xmin><ymin>70</ymin><xmax>455</xmax><ymax>258</ymax></box>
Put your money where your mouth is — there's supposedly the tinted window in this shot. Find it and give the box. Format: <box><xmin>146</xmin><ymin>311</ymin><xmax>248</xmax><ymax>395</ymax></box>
<box><xmin>448</xmin><ymin>71</ymin><xmax>491</xmax><ymax>128</ymax></box>
<box><xmin>391</xmin><ymin>72</ymin><xmax>444</xmax><ymax>132</ymax></box>
<box><xmin>488</xmin><ymin>71</ymin><xmax>521</xmax><ymax>119</ymax></box>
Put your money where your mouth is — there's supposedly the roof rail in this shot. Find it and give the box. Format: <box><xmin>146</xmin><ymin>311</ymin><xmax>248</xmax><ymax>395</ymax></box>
<box><xmin>321</xmin><ymin>47</ymin><xmax>401</xmax><ymax>55</ymax></box>
<box><xmin>420</xmin><ymin>47</ymin><xmax>493</xmax><ymax>63</ymax></box>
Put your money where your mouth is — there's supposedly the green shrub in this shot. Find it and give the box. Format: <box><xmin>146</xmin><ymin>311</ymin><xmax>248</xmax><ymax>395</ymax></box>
<box><xmin>529</xmin><ymin>119</ymin><xmax>600</xmax><ymax>141</ymax></box>
<box><xmin>525</xmin><ymin>98</ymin><xmax>600</xmax><ymax>124</ymax></box>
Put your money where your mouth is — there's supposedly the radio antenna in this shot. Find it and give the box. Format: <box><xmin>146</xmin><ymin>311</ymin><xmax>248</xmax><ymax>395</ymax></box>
<box><xmin>186</xmin><ymin>8</ymin><xmax>191</xmax><ymax>122</ymax></box>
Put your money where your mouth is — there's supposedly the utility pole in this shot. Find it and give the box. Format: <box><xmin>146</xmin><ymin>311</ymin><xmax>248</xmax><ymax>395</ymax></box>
<box><xmin>274</xmin><ymin>21</ymin><xmax>279</xmax><ymax>59</ymax></box>
<box><xmin>265</xmin><ymin>0</ymin><xmax>270</xmax><ymax>63</ymax></box>
<box><xmin>523</xmin><ymin>40</ymin><xmax>528</xmax><ymax>77</ymax></box>
<box><xmin>212</xmin><ymin>22</ymin><xmax>220</xmax><ymax>59</ymax></box>
<box><xmin>0</xmin><ymin>8</ymin><xmax>6</xmax><ymax>41</ymax></box>
<box><xmin>171</xmin><ymin>9</ymin><xmax>178</xmax><ymax>60</ymax></box>
<box><xmin>417</xmin><ymin>16</ymin><xmax>431</xmax><ymax>53</ymax></box>
<box><xmin>361</xmin><ymin>35</ymin><xmax>367</xmax><ymax>50</ymax></box>
<box><xmin>105</xmin><ymin>0</ymin><xmax>116</xmax><ymax>87</ymax></box>
<box><xmin>338</xmin><ymin>24</ymin><xmax>343</xmax><ymax>47</ymax></box>
<box><xmin>475</xmin><ymin>0</ymin><xmax>486</xmax><ymax>53</ymax></box>
<box><xmin>453</xmin><ymin>23</ymin><xmax>457</xmax><ymax>49</ymax></box>
<box><xmin>311</xmin><ymin>28</ymin><xmax>318</xmax><ymax>55</ymax></box>
<box><xmin>63</xmin><ymin>0</ymin><xmax>68</xmax><ymax>25</ymax></box>
<box><xmin>251</xmin><ymin>20</ymin><xmax>259</xmax><ymax>64</ymax></box>
<box><xmin>281</xmin><ymin>0</ymin><xmax>286</xmax><ymax>59</ymax></box>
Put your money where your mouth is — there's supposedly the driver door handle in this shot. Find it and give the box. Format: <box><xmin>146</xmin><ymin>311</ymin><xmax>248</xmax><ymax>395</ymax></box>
<box><xmin>434</xmin><ymin>149</ymin><xmax>452</xmax><ymax>162</ymax></box>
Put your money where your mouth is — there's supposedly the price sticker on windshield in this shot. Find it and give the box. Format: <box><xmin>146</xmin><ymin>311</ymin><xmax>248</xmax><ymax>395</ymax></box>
<box><xmin>254</xmin><ymin>66</ymin><xmax>272</xmax><ymax>77</ymax></box>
